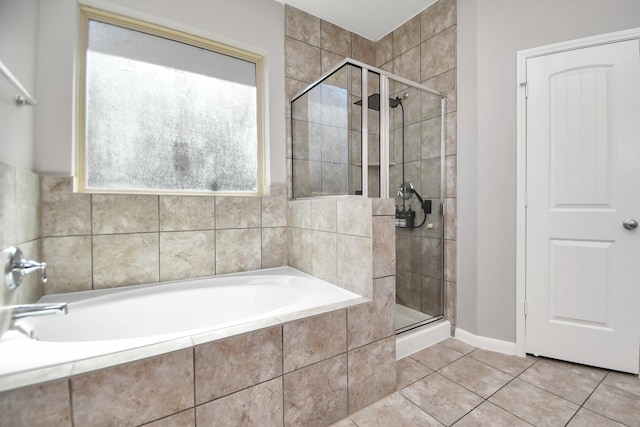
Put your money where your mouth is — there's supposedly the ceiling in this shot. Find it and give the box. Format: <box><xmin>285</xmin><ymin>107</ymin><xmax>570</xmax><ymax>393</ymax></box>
<box><xmin>273</xmin><ymin>0</ymin><xmax>438</xmax><ymax>41</ymax></box>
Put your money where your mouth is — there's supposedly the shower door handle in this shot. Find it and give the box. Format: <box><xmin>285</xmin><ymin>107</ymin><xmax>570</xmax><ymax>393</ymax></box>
<box><xmin>622</xmin><ymin>218</ymin><xmax>638</xmax><ymax>230</ymax></box>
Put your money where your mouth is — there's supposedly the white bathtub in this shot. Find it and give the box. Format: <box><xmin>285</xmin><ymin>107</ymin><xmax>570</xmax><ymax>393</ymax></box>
<box><xmin>0</xmin><ymin>267</ymin><xmax>364</xmax><ymax>391</ymax></box>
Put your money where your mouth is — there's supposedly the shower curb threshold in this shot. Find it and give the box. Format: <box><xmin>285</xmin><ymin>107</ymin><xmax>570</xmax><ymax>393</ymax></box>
<box><xmin>396</xmin><ymin>320</ymin><xmax>450</xmax><ymax>360</ymax></box>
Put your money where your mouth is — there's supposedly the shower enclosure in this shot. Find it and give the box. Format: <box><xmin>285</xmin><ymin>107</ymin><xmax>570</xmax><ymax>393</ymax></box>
<box><xmin>291</xmin><ymin>59</ymin><xmax>445</xmax><ymax>334</ymax></box>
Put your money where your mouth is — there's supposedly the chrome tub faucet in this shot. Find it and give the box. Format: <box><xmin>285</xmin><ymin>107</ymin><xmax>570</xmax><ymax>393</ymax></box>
<box><xmin>5</xmin><ymin>247</ymin><xmax>47</xmax><ymax>289</ymax></box>
<box><xmin>2</xmin><ymin>247</ymin><xmax>67</xmax><ymax>337</ymax></box>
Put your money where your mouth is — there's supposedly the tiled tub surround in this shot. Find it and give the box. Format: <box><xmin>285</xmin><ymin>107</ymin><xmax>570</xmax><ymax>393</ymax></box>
<box><xmin>39</xmin><ymin>176</ymin><xmax>289</xmax><ymax>294</ymax></box>
<box><xmin>0</xmin><ymin>162</ymin><xmax>41</xmax><ymax>314</ymax></box>
<box><xmin>0</xmin><ymin>267</ymin><xmax>364</xmax><ymax>378</ymax></box>
<box><xmin>1</xmin><ymin>196</ymin><xmax>397</xmax><ymax>426</ymax></box>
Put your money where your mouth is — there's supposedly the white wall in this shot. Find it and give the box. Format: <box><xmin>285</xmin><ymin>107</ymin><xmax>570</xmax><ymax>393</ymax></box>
<box><xmin>457</xmin><ymin>0</ymin><xmax>640</xmax><ymax>342</ymax></box>
<box><xmin>0</xmin><ymin>0</ymin><xmax>39</xmax><ymax>171</ymax></box>
<box><xmin>34</xmin><ymin>0</ymin><xmax>286</xmax><ymax>186</ymax></box>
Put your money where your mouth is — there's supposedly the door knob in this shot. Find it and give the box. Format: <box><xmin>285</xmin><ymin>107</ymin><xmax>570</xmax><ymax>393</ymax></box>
<box><xmin>623</xmin><ymin>218</ymin><xmax>638</xmax><ymax>230</ymax></box>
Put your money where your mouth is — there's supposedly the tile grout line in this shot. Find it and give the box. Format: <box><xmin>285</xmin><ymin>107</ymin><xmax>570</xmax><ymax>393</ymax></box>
<box><xmin>563</xmin><ymin>371</ymin><xmax>622</xmax><ymax>427</ymax></box>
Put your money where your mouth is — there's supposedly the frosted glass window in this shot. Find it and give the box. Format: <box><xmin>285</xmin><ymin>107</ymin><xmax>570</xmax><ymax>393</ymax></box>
<box><xmin>77</xmin><ymin>8</ymin><xmax>264</xmax><ymax>194</ymax></box>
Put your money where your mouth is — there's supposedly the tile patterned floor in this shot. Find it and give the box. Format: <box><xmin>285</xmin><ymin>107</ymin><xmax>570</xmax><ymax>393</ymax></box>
<box><xmin>332</xmin><ymin>338</ymin><xmax>640</xmax><ymax>426</ymax></box>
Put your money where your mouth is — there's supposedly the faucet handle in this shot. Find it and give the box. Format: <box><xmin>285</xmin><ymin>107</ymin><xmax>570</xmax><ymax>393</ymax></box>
<box><xmin>3</xmin><ymin>247</ymin><xmax>48</xmax><ymax>289</ymax></box>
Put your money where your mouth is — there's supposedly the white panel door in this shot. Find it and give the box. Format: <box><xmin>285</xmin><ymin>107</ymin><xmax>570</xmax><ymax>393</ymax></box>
<box><xmin>526</xmin><ymin>39</ymin><xmax>640</xmax><ymax>373</ymax></box>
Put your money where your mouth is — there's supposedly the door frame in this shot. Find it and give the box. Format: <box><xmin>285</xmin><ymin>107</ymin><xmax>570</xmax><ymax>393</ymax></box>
<box><xmin>515</xmin><ymin>27</ymin><xmax>640</xmax><ymax>357</ymax></box>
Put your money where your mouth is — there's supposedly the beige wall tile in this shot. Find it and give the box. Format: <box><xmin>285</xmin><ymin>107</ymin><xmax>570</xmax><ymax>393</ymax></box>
<box><xmin>283</xmin><ymin>309</ymin><xmax>346</xmax><ymax>372</ymax></box>
<box><xmin>424</xmin><ymin>68</ymin><xmax>456</xmax><ymax>113</ymax></box>
<box><xmin>40</xmin><ymin>176</ymin><xmax>91</xmax><ymax>237</ymax></box>
<box><xmin>284</xmin><ymin>354</ymin><xmax>348</xmax><ymax>427</ymax></box>
<box><xmin>393</xmin><ymin>45</ymin><xmax>421</xmax><ymax>83</ymax></box>
<box><xmin>262</xmin><ymin>184</ymin><xmax>288</xmax><ymax>227</ymax></box>
<box><xmin>372</xmin><ymin>216</ymin><xmax>395</xmax><ymax>278</ymax></box>
<box><xmin>285</xmin><ymin>37</ymin><xmax>321</xmax><ymax>83</ymax></box>
<box><xmin>352</xmin><ymin>33</ymin><xmax>376</xmax><ymax>66</ymax></box>
<box><xmin>421</xmin><ymin>157</ymin><xmax>442</xmax><ymax>200</ymax></box>
<box><xmin>0</xmin><ymin>163</ymin><xmax>16</xmax><ymax>250</ymax></box>
<box><xmin>393</xmin><ymin>14</ymin><xmax>421</xmax><ymax>56</ymax></box>
<box><xmin>337</xmin><ymin>198</ymin><xmax>371</xmax><ymax>237</ymax></box>
<box><xmin>160</xmin><ymin>231</ymin><xmax>215</xmax><ymax>281</ymax></box>
<box><xmin>285</xmin><ymin>5</ymin><xmax>320</xmax><ymax>47</ymax></box>
<box><xmin>421</xmin><ymin>26</ymin><xmax>456</xmax><ymax>81</ymax></box>
<box><xmin>215</xmin><ymin>196</ymin><xmax>261</xmax><ymax>229</ymax></box>
<box><xmin>422</xmin><ymin>275</ymin><xmax>443</xmax><ymax>316</ymax></box>
<box><xmin>337</xmin><ymin>234</ymin><xmax>372</xmax><ymax>298</ymax></box>
<box><xmin>92</xmin><ymin>194</ymin><xmax>158</xmax><ymax>234</ymax></box>
<box><xmin>92</xmin><ymin>233</ymin><xmax>159</xmax><ymax>288</ymax></box>
<box><xmin>143</xmin><ymin>409</ymin><xmax>195</xmax><ymax>427</ymax></box>
<box><xmin>422</xmin><ymin>116</ymin><xmax>442</xmax><ymax>160</ymax></box>
<box><xmin>445</xmin><ymin>239</ymin><xmax>457</xmax><ymax>282</ymax></box>
<box><xmin>396</xmin><ymin>271</ymin><xmax>421</xmax><ymax>311</ymax></box>
<box><xmin>159</xmin><ymin>195</ymin><xmax>215</xmax><ymax>231</ymax></box>
<box><xmin>312</xmin><ymin>231</ymin><xmax>337</xmax><ymax>284</ymax></box>
<box><xmin>421</xmin><ymin>237</ymin><xmax>443</xmax><ymax>279</ymax></box>
<box><xmin>215</xmin><ymin>228</ymin><xmax>261</xmax><ymax>274</ymax></box>
<box><xmin>446</xmin><ymin>154</ymin><xmax>457</xmax><ymax>197</ymax></box>
<box><xmin>286</xmin><ymin>77</ymin><xmax>309</xmax><ymax>118</ymax></box>
<box><xmin>311</xmin><ymin>198</ymin><xmax>337</xmax><ymax>232</ymax></box>
<box><xmin>262</xmin><ymin>227</ymin><xmax>288</xmax><ymax>269</ymax></box>
<box><xmin>372</xmin><ymin>198</ymin><xmax>395</xmax><ymax>216</ymax></box>
<box><xmin>376</xmin><ymin>32</ymin><xmax>394</xmax><ymax>67</ymax></box>
<box><xmin>321</xmin><ymin>20</ymin><xmax>351</xmax><ymax>57</ymax></box>
<box><xmin>379</xmin><ymin>60</ymin><xmax>394</xmax><ymax>75</ymax></box>
<box><xmin>348</xmin><ymin>337</ymin><xmax>396</xmax><ymax>413</ymax></box>
<box><xmin>446</xmin><ymin>280</ymin><xmax>457</xmax><ymax>325</ymax></box>
<box><xmin>422</xmin><ymin>89</ymin><xmax>443</xmax><ymax>121</ymax></box>
<box><xmin>195</xmin><ymin>326</ymin><xmax>282</xmax><ymax>404</ymax></box>
<box><xmin>290</xmin><ymin>227</ymin><xmax>313</xmax><ymax>274</ymax></box>
<box><xmin>290</xmin><ymin>199</ymin><xmax>312</xmax><ymax>229</ymax></box>
<box><xmin>196</xmin><ymin>378</ymin><xmax>283</xmax><ymax>427</ymax></box>
<box><xmin>348</xmin><ymin>276</ymin><xmax>395</xmax><ymax>350</ymax></box>
<box><xmin>292</xmin><ymin>119</ymin><xmax>323</xmax><ymax>161</ymax></box>
<box><xmin>15</xmin><ymin>167</ymin><xmax>39</xmax><ymax>243</ymax></box>
<box><xmin>446</xmin><ymin>112</ymin><xmax>457</xmax><ymax>155</ymax></box>
<box><xmin>322</xmin><ymin>50</ymin><xmax>345</xmax><ymax>75</ymax></box>
<box><xmin>421</xmin><ymin>0</ymin><xmax>457</xmax><ymax>41</ymax></box>
<box><xmin>42</xmin><ymin>236</ymin><xmax>92</xmax><ymax>294</ymax></box>
<box><xmin>71</xmin><ymin>349</ymin><xmax>193</xmax><ymax>426</ymax></box>
<box><xmin>0</xmin><ymin>380</ymin><xmax>71</xmax><ymax>427</ymax></box>
<box><xmin>445</xmin><ymin>197</ymin><xmax>457</xmax><ymax>240</ymax></box>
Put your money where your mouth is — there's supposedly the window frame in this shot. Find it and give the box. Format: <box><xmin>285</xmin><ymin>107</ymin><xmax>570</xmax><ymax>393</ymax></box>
<box><xmin>76</xmin><ymin>6</ymin><xmax>265</xmax><ymax>196</ymax></box>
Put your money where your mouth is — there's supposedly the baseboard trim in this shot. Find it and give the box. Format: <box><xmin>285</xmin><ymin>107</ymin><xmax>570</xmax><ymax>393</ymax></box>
<box><xmin>455</xmin><ymin>328</ymin><xmax>517</xmax><ymax>355</ymax></box>
<box><xmin>396</xmin><ymin>320</ymin><xmax>451</xmax><ymax>360</ymax></box>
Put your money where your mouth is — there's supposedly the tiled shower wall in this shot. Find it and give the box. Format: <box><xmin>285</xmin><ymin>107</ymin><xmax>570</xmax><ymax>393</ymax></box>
<box><xmin>284</xmin><ymin>5</ymin><xmax>377</xmax><ymax>200</ymax></box>
<box><xmin>286</xmin><ymin>0</ymin><xmax>458</xmax><ymax>330</ymax></box>
<box><xmin>376</xmin><ymin>0</ymin><xmax>458</xmax><ymax>330</ymax></box>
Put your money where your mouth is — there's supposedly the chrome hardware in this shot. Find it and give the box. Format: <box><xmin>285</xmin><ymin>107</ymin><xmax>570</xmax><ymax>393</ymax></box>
<box><xmin>10</xmin><ymin>302</ymin><xmax>68</xmax><ymax>320</ymax></box>
<box><xmin>623</xmin><ymin>218</ymin><xmax>638</xmax><ymax>230</ymax></box>
<box><xmin>4</xmin><ymin>247</ymin><xmax>47</xmax><ymax>290</ymax></box>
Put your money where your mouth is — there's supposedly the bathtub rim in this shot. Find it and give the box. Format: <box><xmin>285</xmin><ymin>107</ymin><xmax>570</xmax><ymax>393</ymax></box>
<box><xmin>0</xmin><ymin>267</ymin><xmax>369</xmax><ymax>393</ymax></box>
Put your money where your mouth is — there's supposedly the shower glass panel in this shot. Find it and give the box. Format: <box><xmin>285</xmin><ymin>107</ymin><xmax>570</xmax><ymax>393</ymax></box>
<box><xmin>389</xmin><ymin>79</ymin><xmax>444</xmax><ymax>333</ymax></box>
<box><xmin>292</xmin><ymin>64</ymin><xmax>359</xmax><ymax>198</ymax></box>
<box><xmin>291</xmin><ymin>59</ymin><xmax>445</xmax><ymax>334</ymax></box>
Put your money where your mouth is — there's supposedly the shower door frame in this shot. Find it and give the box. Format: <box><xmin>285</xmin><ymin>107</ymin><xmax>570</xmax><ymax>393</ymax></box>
<box><xmin>290</xmin><ymin>58</ymin><xmax>446</xmax><ymax>201</ymax></box>
<box><xmin>291</xmin><ymin>59</ymin><xmax>448</xmax><ymax>331</ymax></box>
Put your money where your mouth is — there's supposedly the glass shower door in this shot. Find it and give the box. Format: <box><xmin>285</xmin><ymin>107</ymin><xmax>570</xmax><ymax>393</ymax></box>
<box><xmin>389</xmin><ymin>79</ymin><xmax>445</xmax><ymax>333</ymax></box>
